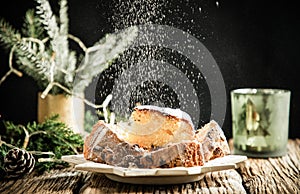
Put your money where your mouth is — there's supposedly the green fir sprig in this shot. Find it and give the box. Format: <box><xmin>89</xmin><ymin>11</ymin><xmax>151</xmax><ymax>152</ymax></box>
<box><xmin>0</xmin><ymin>115</ymin><xmax>84</xmax><ymax>175</ymax></box>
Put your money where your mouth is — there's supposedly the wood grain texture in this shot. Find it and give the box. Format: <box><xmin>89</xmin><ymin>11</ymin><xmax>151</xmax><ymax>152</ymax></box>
<box><xmin>237</xmin><ymin>139</ymin><xmax>300</xmax><ymax>194</ymax></box>
<box><xmin>80</xmin><ymin>169</ymin><xmax>246</xmax><ymax>194</ymax></box>
<box><xmin>0</xmin><ymin>170</ymin><xmax>86</xmax><ymax>194</ymax></box>
<box><xmin>0</xmin><ymin>139</ymin><xmax>299</xmax><ymax>194</ymax></box>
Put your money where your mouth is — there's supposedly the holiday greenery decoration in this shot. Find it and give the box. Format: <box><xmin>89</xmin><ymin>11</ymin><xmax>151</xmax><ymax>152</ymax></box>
<box><xmin>0</xmin><ymin>0</ymin><xmax>137</xmax><ymax>106</ymax></box>
<box><xmin>0</xmin><ymin>114</ymin><xmax>84</xmax><ymax>178</ymax></box>
<box><xmin>4</xmin><ymin>148</ymin><xmax>35</xmax><ymax>178</ymax></box>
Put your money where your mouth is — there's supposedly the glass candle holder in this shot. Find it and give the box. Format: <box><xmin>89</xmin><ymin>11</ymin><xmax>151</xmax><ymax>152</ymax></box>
<box><xmin>231</xmin><ymin>88</ymin><xmax>291</xmax><ymax>157</ymax></box>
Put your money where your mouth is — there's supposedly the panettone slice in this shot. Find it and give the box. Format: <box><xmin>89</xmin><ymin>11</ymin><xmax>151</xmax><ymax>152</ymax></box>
<box><xmin>117</xmin><ymin>105</ymin><xmax>196</xmax><ymax>148</ymax></box>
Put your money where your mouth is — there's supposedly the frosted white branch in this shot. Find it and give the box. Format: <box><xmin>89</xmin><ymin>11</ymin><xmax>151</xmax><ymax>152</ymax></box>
<box><xmin>49</xmin><ymin>55</ymin><xmax>55</xmax><ymax>82</ymax></box>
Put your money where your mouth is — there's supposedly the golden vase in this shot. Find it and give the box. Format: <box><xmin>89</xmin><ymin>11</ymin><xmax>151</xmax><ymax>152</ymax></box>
<box><xmin>37</xmin><ymin>92</ymin><xmax>85</xmax><ymax>134</ymax></box>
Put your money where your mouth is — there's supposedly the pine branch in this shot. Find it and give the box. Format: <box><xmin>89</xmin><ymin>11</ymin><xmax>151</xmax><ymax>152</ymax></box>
<box><xmin>36</xmin><ymin>0</ymin><xmax>76</xmax><ymax>87</ymax></box>
<box><xmin>59</xmin><ymin>0</ymin><xmax>69</xmax><ymax>36</ymax></box>
<box><xmin>0</xmin><ymin>18</ymin><xmax>51</xmax><ymax>86</ymax></box>
<box><xmin>59</xmin><ymin>0</ymin><xmax>76</xmax><ymax>85</ymax></box>
<box><xmin>0</xmin><ymin>19</ymin><xmax>22</xmax><ymax>50</ymax></box>
<box><xmin>35</xmin><ymin>0</ymin><xmax>64</xmax><ymax>83</ymax></box>
<box><xmin>35</xmin><ymin>0</ymin><xmax>59</xmax><ymax>40</ymax></box>
<box><xmin>22</xmin><ymin>9</ymin><xmax>45</xmax><ymax>39</ymax></box>
<box><xmin>58</xmin><ymin>0</ymin><xmax>75</xmax><ymax>85</ymax></box>
<box><xmin>14</xmin><ymin>39</ymin><xmax>51</xmax><ymax>85</ymax></box>
<box><xmin>1</xmin><ymin>115</ymin><xmax>84</xmax><ymax>173</ymax></box>
<box><xmin>0</xmin><ymin>0</ymin><xmax>138</xmax><ymax>99</ymax></box>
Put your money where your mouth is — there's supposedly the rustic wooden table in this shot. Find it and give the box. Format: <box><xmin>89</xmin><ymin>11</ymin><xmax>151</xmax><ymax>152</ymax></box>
<box><xmin>1</xmin><ymin>139</ymin><xmax>299</xmax><ymax>194</ymax></box>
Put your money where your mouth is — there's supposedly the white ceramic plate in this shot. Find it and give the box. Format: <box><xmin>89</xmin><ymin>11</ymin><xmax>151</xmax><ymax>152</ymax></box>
<box><xmin>62</xmin><ymin>154</ymin><xmax>247</xmax><ymax>184</ymax></box>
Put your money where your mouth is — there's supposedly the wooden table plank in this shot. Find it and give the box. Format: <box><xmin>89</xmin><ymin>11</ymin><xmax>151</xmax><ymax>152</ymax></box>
<box><xmin>236</xmin><ymin>139</ymin><xmax>300</xmax><ymax>194</ymax></box>
<box><xmin>0</xmin><ymin>170</ymin><xmax>84</xmax><ymax>194</ymax></box>
<box><xmin>0</xmin><ymin>139</ymin><xmax>299</xmax><ymax>193</ymax></box>
<box><xmin>79</xmin><ymin>169</ymin><xmax>246</xmax><ymax>194</ymax></box>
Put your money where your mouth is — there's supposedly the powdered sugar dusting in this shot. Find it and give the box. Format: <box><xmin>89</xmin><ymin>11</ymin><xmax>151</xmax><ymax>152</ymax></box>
<box><xmin>135</xmin><ymin>105</ymin><xmax>195</xmax><ymax>130</ymax></box>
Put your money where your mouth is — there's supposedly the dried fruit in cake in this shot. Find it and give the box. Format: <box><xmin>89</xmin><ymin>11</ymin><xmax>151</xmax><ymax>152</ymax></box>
<box><xmin>195</xmin><ymin>120</ymin><xmax>230</xmax><ymax>162</ymax></box>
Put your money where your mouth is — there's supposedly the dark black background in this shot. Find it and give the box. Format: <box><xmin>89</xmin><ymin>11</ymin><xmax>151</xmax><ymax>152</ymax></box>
<box><xmin>0</xmin><ymin>0</ymin><xmax>299</xmax><ymax>139</ymax></box>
